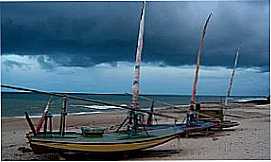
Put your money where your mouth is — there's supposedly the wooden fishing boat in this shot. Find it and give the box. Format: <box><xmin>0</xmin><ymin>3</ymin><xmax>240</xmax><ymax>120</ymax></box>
<box><xmin>1</xmin><ymin>2</ymin><xmax>219</xmax><ymax>156</ymax></box>
<box><xmin>26</xmin><ymin>125</ymin><xmax>185</xmax><ymax>154</ymax></box>
<box><xmin>148</xmin><ymin>121</ymin><xmax>215</xmax><ymax>135</ymax></box>
<box><xmin>1</xmin><ymin>81</ymin><xmax>216</xmax><ymax>154</ymax></box>
<box><xmin>187</xmin><ymin>12</ymin><xmax>239</xmax><ymax>130</ymax></box>
<box><xmin>2</xmin><ymin>2</ymin><xmax>188</xmax><ymax>155</ymax></box>
<box><xmin>197</xmin><ymin>106</ymin><xmax>240</xmax><ymax>130</ymax></box>
<box><xmin>194</xmin><ymin>47</ymin><xmax>241</xmax><ymax>130</ymax></box>
<box><xmin>27</xmin><ymin>120</ymin><xmax>217</xmax><ymax>154</ymax></box>
<box><xmin>2</xmin><ymin>83</ymin><xmax>186</xmax><ymax>154</ymax></box>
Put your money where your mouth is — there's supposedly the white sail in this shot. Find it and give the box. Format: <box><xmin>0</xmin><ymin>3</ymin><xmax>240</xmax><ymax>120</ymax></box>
<box><xmin>225</xmin><ymin>47</ymin><xmax>240</xmax><ymax>106</ymax></box>
<box><xmin>131</xmin><ymin>2</ymin><xmax>146</xmax><ymax>110</ymax></box>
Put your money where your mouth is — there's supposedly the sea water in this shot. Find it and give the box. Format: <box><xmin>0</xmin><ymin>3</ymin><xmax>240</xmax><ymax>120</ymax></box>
<box><xmin>0</xmin><ymin>92</ymin><xmax>259</xmax><ymax>118</ymax></box>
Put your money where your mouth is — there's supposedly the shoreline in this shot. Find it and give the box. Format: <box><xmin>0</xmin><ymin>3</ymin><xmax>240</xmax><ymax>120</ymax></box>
<box><xmin>1</xmin><ymin>111</ymin><xmax>108</xmax><ymax>120</ymax></box>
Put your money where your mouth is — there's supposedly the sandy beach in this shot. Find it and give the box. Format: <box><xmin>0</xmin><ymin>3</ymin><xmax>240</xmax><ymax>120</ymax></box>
<box><xmin>1</xmin><ymin>103</ymin><xmax>270</xmax><ymax>160</ymax></box>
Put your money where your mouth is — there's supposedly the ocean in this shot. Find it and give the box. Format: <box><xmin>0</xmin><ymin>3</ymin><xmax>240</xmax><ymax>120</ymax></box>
<box><xmin>1</xmin><ymin>92</ymin><xmax>261</xmax><ymax>118</ymax></box>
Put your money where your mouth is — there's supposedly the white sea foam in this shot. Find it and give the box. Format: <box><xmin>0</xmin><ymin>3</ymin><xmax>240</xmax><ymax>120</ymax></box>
<box><xmin>236</xmin><ymin>97</ymin><xmax>267</xmax><ymax>102</ymax></box>
<box><xmin>255</xmin><ymin>104</ymin><xmax>270</xmax><ymax>108</ymax></box>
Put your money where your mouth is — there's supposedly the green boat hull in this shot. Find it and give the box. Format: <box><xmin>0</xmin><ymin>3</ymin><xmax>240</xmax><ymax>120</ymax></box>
<box><xmin>27</xmin><ymin>125</ymin><xmax>185</xmax><ymax>154</ymax></box>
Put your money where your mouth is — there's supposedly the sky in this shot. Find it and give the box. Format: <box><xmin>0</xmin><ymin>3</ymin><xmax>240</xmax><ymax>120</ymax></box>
<box><xmin>1</xmin><ymin>1</ymin><xmax>270</xmax><ymax>96</ymax></box>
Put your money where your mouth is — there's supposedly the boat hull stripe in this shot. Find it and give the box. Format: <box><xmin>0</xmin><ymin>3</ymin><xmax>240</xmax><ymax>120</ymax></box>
<box><xmin>30</xmin><ymin>135</ymin><xmax>175</xmax><ymax>152</ymax></box>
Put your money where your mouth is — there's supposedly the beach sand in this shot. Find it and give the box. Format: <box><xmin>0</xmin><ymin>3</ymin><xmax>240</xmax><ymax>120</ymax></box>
<box><xmin>1</xmin><ymin>103</ymin><xmax>270</xmax><ymax>160</ymax></box>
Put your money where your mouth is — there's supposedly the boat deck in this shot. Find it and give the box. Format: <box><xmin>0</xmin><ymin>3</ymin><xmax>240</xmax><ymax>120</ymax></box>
<box><xmin>31</xmin><ymin>125</ymin><xmax>183</xmax><ymax>143</ymax></box>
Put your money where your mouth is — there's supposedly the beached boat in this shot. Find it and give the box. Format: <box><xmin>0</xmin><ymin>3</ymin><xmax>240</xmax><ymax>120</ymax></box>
<box><xmin>2</xmin><ymin>2</ymin><xmax>188</xmax><ymax>154</ymax></box>
<box><xmin>196</xmin><ymin>106</ymin><xmax>240</xmax><ymax>130</ymax></box>
<box><xmin>191</xmin><ymin>47</ymin><xmax>241</xmax><ymax>130</ymax></box>
<box><xmin>2</xmin><ymin>82</ymin><xmax>186</xmax><ymax>154</ymax></box>
<box><xmin>1</xmin><ymin>2</ymin><xmax>218</xmax><ymax>155</ymax></box>
<box><xmin>186</xmin><ymin>11</ymin><xmax>239</xmax><ymax>130</ymax></box>
<box><xmin>26</xmin><ymin>125</ymin><xmax>184</xmax><ymax>154</ymax></box>
<box><xmin>120</xmin><ymin>5</ymin><xmax>215</xmax><ymax>135</ymax></box>
<box><xmin>214</xmin><ymin>47</ymin><xmax>241</xmax><ymax>129</ymax></box>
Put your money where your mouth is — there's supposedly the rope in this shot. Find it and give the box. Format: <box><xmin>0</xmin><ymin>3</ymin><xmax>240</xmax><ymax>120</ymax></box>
<box><xmin>1</xmin><ymin>84</ymin><xmax>178</xmax><ymax>120</ymax></box>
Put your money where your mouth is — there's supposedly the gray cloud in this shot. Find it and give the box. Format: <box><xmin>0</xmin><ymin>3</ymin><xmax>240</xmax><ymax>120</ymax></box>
<box><xmin>36</xmin><ymin>55</ymin><xmax>55</xmax><ymax>70</ymax></box>
<box><xmin>1</xmin><ymin>1</ymin><xmax>269</xmax><ymax>72</ymax></box>
<box><xmin>2</xmin><ymin>59</ymin><xmax>29</xmax><ymax>70</ymax></box>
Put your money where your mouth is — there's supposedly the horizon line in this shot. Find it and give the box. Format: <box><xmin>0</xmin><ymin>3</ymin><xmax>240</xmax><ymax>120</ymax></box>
<box><xmin>1</xmin><ymin>91</ymin><xmax>268</xmax><ymax>98</ymax></box>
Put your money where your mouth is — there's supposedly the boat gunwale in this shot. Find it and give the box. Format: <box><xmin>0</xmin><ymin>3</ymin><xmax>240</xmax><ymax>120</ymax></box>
<box><xmin>29</xmin><ymin>131</ymin><xmax>183</xmax><ymax>145</ymax></box>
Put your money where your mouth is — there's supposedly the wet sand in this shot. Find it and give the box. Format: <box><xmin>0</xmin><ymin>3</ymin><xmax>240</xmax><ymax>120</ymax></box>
<box><xmin>1</xmin><ymin>103</ymin><xmax>270</xmax><ymax>160</ymax></box>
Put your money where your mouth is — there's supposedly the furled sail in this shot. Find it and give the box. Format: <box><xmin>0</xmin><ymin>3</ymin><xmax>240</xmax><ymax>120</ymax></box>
<box><xmin>131</xmin><ymin>2</ymin><xmax>146</xmax><ymax>110</ymax></box>
<box><xmin>190</xmin><ymin>13</ymin><xmax>212</xmax><ymax>106</ymax></box>
<box><xmin>225</xmin><ymin>47</ymin><xmax>240</xmax><ymax>106</ymax></box>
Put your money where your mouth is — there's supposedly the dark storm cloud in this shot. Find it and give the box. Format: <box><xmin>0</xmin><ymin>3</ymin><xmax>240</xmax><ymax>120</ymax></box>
<box><xmin>1</xmin><ymin>1</ymin><xmax>269</xmax><ymax>71</ymax></box>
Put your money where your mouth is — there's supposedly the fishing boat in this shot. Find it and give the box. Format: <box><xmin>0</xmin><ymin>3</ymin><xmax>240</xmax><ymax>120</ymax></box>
<box><xmin>27</xmin><ymin>125</ymin><xmax>183</xmax><ymax>154</ymax></box>
<box><xmin>193</xmin><ymin>48</ymin><xmax>241</xmax><ymax>130</ymax></box>
<box><xmin>179</xmin><ymin>12</ymin><xmax>221</xmax><ymax>133</ymax></box>
<box><xmin>221</xmin><ymin>47</ymin><xmax>241</xmax><ymax>128</ymax></box>
<box><xmin>1</xmin><ymin>83</ymin><xmax>185</xmax><ymax>154</ymax></box>
<box><xmin>196</xmin><ymin>105</ymin><xmax>240</xmax><ymax>130</ymax></box>
<box><xmin>185</xmin><ymin>11</ymin><xmax>240</xmax><ymax>130</ymax></box>
<box><xmin>2</xmin><ymin>2</ymin><xmax>188</xmax><ymax>154</ymax></box>
<box><xmin>1</xmin><ymin>2</ymin><xmax>220</xmax><ymax>155</ymax></box>
<box><xmin>124</xmin><ymin>8</ymin><xmax>216</xmax><ymax>135</ymax></box>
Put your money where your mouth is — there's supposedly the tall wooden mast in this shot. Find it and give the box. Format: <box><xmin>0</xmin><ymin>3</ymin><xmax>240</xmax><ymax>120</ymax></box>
<box><xmin>225</xmin><ymin>47</ymin><xmax>240</xmax><ymax>106</ymax></box>
<box><xmin>131</xmin><ymin>1</ymin><xmax>146</xmax><ymax>110</ymax></box>
<box><xmin>190</xmin><ymin>13</ymin><xmax>212</xmax><ymax>106</ymax></box>
<box><xmin>129</xmin><ymin>1</ymin><xmax>146</xmax><ymax>130</ymax></box>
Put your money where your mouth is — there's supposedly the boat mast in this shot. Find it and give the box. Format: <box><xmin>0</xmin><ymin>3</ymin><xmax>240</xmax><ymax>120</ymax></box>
<box><xmin>131</xmin><ymin>1</ymin><xmax>146</xmax><ymax>111</ymax></box>
<box><xmin>225</xmin><ymin>47</ymin><xmax>240</xmax><ymax>106</ymax></box>
<box><xmin>190</xmin><ymin>13</ymin><xmax>212</xmax><ymax>106</ymax></box>
<box><xmin>60</xmin><ymin>96</ymin><xmax>68</xmax><ymax>136</ymax></box>
<box><xmin>36</xmin><ymin>97</ymin><xmax>52</xmax><ymax>133</ymax></box>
